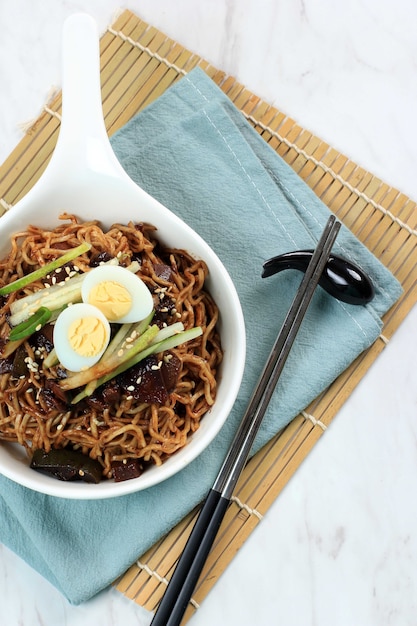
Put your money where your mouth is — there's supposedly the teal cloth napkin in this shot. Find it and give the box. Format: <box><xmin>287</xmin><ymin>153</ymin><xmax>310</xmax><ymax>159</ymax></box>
<box><xmin>0</xmin><ymin>68</ymin><xmax>402</xmax><ymax>604</ymax></box>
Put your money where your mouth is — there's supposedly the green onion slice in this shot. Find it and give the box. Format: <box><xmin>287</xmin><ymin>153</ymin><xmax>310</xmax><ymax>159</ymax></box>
<box><xmin>0</xmin><ymin>242</ymin><xmax>91</xmax><ymax>296</ymax></box>
<box><xmin>9</xmin><ymin>306</ymin><xmax>52</xmax><ymax>341</ymax></box>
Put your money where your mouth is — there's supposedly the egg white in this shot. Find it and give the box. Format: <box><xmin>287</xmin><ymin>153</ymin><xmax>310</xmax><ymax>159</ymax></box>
<box><xmin>53</xmin><ymin>303</ymin><xmax>111</xmax><ymax>372</ymax></box>
<box><xmin>81</xmin><ymin>264</ymin><xmax>154</xmax><ymax>324</ymax></box>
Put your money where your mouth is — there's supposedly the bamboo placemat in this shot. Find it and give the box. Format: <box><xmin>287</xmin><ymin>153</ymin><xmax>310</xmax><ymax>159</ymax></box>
<box><xmin>1</xmin><ymin>9</ymin><xmax>417</xmax><ymax>623</ymax></box>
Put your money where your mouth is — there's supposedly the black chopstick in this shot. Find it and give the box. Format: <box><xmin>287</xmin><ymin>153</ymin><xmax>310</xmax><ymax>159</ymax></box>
<box><xmin>150</xmin><ymin>215</ymin><xmax>341</xmax><ymax>626</ymax></box>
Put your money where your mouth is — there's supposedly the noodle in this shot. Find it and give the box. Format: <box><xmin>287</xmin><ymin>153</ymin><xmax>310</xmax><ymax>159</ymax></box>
<box><xmin>0</xmin><ymin>214</ymin><xmax>222</xmax><ymax>481</ymax></box>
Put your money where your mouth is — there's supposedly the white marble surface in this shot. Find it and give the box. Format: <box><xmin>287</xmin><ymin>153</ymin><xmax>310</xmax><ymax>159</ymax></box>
<box><xmin>1</xmin><ymin>1</ymin><xmax>417</xmax><ymax>624</ymax></box>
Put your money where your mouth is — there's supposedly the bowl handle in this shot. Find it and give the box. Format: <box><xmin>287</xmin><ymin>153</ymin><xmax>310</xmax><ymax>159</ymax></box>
<box><xmin>50</xmin><ymin>13</ymin><xmax>123</xmax><ymax>174</ymax></box>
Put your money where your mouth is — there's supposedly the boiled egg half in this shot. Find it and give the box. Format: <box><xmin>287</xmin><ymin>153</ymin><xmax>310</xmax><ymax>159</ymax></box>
<box><xmin>53</xmin><ymin>303</ymin><xmax>111</xmax><ymax>372</ymax></box>
<box><xmin>81</xmin><ymin>265</ymin><xmax>153</xmax><ymax>324</ymax></box>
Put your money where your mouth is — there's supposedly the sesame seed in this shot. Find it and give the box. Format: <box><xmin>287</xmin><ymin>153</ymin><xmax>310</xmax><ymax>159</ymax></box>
<box><xmin>127</xmin><ymin>385</ymin><xmax>135</xmax><ymax>392</ymax></box>
<box><xmin>117</xmin><ymin>349</ymin><xmax>124</xmax><ymax>357</ymax></box>
<box><xmin>176</xmin><ymin>312</ymin><xmax>181</xmax><ymax>318</ymax></box>
<box><xmin>35</xmin><ymin>324</ymin><xmax>42</xmax><ymax>331</ymax></box>
<box><xmin>136</xmin><ymin>376</ymin><xmax>142</xmax><ymax>385</ymax></box>
<box><xmin>78</xmin><ymin>469</ymin><xmax>85</xmax><ymax>476</ymax></box>
<box><xmin>55</xmin><ymin>267</ymin><xmax>62</xmax><ymax>274</ymax></box>
<box><xmin>24</xmin><ymin>357</ymin><xmax>38</xmax><ymax>371</ymax></box>
<box><xmin>126</xmin><ymin>395</ymin><xmax>133</xmax><ymax>401</ymax></box>
<box><xmin>57</xmin><ymin>424</ymin><xmax>63</xmax><ymax>431</ymax></box>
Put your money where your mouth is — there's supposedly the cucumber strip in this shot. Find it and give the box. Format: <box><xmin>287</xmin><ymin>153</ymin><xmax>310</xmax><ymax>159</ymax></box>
<box><xmin>71</xmin><ymin>326</ymin><xmax>203</xmax><ymax>404</ymax></box>
<box><xmin>42</xmin><ymin>348</ymin><xmax>58</xmax><ymax>369</ymax></box>
<box><xmin>0</xmin><ymin>242</ymin><xmax>91</xmax><ymax>296</ymax></box>
<box><xmin>104</xmin><ymin>326</ymin><xmax>202</xmax><ymax>384</ymax></box>
<box><xmin>150</xmin><ymin>322</ymin><xmax>184</xmax><ymax>344</ymax></box>
<box><xmin>61</xmin><ymin>324</ymin><xmax>160</xmax><ymax>391</ymax></box>
<box><xmin>8</xmin><ymin>258</ymin><xmax>138</xmax><ymax>326</ymax></box>
<box><xmin>71</xmin><ymin>388</ymin><xmax>92</xmax><ymax>405</ymax></box>
<box><xmin>101</xmin><ymin>323</ymin><xmax>135</xmax><ymax>359</ymax></box>
<box><xmin>84</xmin><ymin>379</ymin><xmax>98</xmax><ymax>396</ymax></box>
<box><xmin>9</xmin><ymin>281</ymin><xmax>83</xmax><ymax>327</ymax></box>
<box><xmin>99</xmin><ymin>310</ymin><xmax>155</xmax><ymax>362</ymax></box>
<box><xmin>147</xmin><ymin>326</ymin><xmax>203</xmax><ymax>354</ymax></box>
<box><xmin>10</xmin><ymin>271</ymin><xmax>85</xmax><ymax>316</ymax></box>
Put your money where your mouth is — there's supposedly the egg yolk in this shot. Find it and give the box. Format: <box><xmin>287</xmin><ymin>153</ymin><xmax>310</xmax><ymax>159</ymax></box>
<box><xmin>88</xmin><ymin>281</ymin><xmax>132</xmax><ymax>321</ymax></box>
<box><xmin>68</xmin><ymin>316</ymin><xmax>108</xmax><ymax>357</ymax></box>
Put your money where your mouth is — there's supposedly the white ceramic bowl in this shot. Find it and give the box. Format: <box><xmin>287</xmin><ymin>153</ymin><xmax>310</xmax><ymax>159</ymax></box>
<box><xmin>0</xmin><ymin>14</ymin><xmax>246</xmax><ymax>499</ymax></box>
